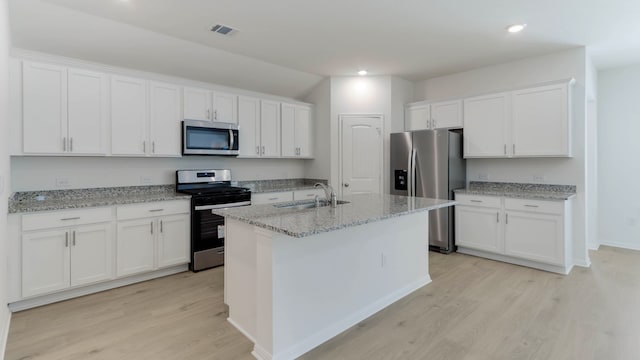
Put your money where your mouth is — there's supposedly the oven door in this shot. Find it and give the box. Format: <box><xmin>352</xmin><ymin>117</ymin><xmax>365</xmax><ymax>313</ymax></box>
<box><xmin>183</xmin><ymin>120</ymin><xmax>239</xmax><ymax>156</ymax></box>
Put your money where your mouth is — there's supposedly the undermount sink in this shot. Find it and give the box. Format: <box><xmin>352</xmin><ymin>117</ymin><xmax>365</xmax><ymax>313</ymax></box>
<box><xmin>273</xmin><ymin>200</ymin><xmax>350</xmax><ymax>210</ymax></box>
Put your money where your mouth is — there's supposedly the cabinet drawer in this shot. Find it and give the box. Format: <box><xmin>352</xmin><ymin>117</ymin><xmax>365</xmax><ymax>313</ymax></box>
<box><xmin>117</xmin><ymin>200</ymin><xmax>190</xmax><ymax>220</ymax></box>
<box><xmin>293</xmin><ymin>189</ymin><xmax>325</xmax><ymax>201</ymax></box>
<box><xmin>22</xmin><ymin>207</ymin><xmax>112</xmax><ymax>231</ymax></box>
<box><xmin>504</xmin><ymin>198</ymin><xmax>563</xmax><ymax>215</ymax></box>
<box><xmin>455</xmin><ymin>194</ymin><xmax>501</xmax><ymax>208</ymax></box>
<box><xmin>251</xmin><ymin>192</ymin><xmax>294</xmax><ymax>205</ymax></box>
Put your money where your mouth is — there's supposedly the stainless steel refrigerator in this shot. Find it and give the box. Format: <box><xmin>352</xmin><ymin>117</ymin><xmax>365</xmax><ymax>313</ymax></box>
<box><xmin>390</xmin><ymin>129</ymin><xmax>466</xmax><ymax>253</ymax></box>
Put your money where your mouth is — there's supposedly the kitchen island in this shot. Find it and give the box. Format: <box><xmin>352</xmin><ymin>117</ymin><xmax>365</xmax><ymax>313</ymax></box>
<box><xmin>213</xmin><ymin>194</ymin><xmax>454</xmax><ymax>360</ymax></box>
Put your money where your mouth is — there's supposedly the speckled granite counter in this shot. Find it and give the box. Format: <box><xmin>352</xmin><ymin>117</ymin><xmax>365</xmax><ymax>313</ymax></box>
<box><xmin>212</xmin><ymin>194</ymin><xmax>455</xmax><ymax>238</ymax></box>
<box><xmin>454</xmin><ymin>181</ymin><xmax>576</xmax><ymax>201</ymax></box>
<box><xmin>237</xmin><ymin>178</ymin><xmax>327</xmax><ymax>193</ymax></box>
<box><xmin>9</xmin><ymin>185</ymin><xmax>190</xmax><ymax>214</ymax></box>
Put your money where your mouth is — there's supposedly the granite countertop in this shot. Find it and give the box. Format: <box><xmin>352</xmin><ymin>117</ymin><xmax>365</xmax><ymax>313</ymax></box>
<box><xmin>9</xmin><ymin>185</ymin><xmax>191</xmax><ymax>214</ymax></box>
<box><xmin>238</xmin><ymin>178</ymin><xmax>327</xmax><ymax>194</ymax></box>
<box><xmin>212</xmin><ymin>194</ymin><xmax>455</xmax><ymax>238</ymax></box>
<box><xmin>454</xmin><ymin>182</ymin><xmax>576</xmax><ymax>201</ymax></box>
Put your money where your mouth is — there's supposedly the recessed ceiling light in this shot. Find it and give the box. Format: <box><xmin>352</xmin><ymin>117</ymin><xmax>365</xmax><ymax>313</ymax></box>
<box><xmin>357</xmin><ymin>70</ymin><xmax>368</xmax><ymax>76</ymax></box>
<box><xmin>506</xmin><ymin>24</ymin><xmax>527</xmax><ymax>33</ymax></box>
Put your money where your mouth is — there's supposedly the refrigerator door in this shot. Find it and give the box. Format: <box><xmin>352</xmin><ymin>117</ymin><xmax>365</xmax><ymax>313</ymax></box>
<box><xmin>390</xmin><ymin>132</ymin><xmax>412</xmax><ymax>196</ymax></box>
<box><xmin>412</xmin><ymin>130</ymin><xmax>451</xmax><ymax>250</ymax></box>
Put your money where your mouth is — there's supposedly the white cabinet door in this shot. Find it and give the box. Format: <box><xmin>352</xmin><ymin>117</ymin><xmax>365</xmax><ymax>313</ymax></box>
<box><xmin>455</xmin><ymin>205</ymin><xmax>503</xmax><ymax>253</ymax></box>
<box><xmin>117</xmin><ymin>218</ymin><xmax>155</xmax><ymax>277</ymax></box>
<box><xmin>22</xmin><ymin>229</ymin><xmax>70</xmax><ymax>297</ymax></box>
<box><xmin>295</xmin><ymin>105</ymin><xmax>312</xmax><ymax>158</ymax></box>
<box><xmin>111</xmin><ymin>76</ymin><xmax>148</xmax><ymax>155</ymax></box>
<box><xmin>157</xmin><ymin>214</ymin><xmax>190</xmax><ymax>268</ymax></box>
<box><xmin>70</xmin><ymin>223</ymin><xmax>113</xmax><ymax>287</ymax></box>
<box><xmin>22</xmin><ymin>61</ymin><xmax>68</xmax><ymax>154</ymax></box>
<box><xmin>238</xmin><ymin>96</ymin><xmax>261</xmax><ymax>157</ymax></box>
<box><xmin>260</xmin><ymin>100</ymin><xmax>281</xmax><ymax>157</ymax></box>
<box><xmin>213</xmin><ymin>91</ymin><xmax>237</xmax><ymax>124</ymax></box>
<box><xmin>67</xmin><ymin>68</ymin><xmax>107</xmax><ymax>155</ymax></box>
<box><xmin>281</xmin><ymin>103</ymin><xmax>296</xmax><ymax>157</ymax></box>
<box><xmin>405</xmin><ymin>104</ymin><xmax>430</xmax><ymax>131</ymax></box>
<box><xmin>149</xmin><ymin>81</ymin><xmax>182</xmax><ymax>157</ymax></box>
<box><xmin>431</xmin><ymin>100</ymin><xmax>462</xmax><ymax>129</ymax></box>
<box><xmin>512</xmin><ymin>84</ymin><xmax>570</xmax><ymax>157</ymax></box>
<box><xmin>183</xmin><ymin>86</ymin><xmax>212</xmax><ymax>121</ymax></box>
<box><xmin>504</xmin><ymin>211</ymin><xmax>564</xmax><ymax>265</ymax></box>
<box><xmin>463</xmin><ymin>93</ymin><xmax>510</xmax><ymax>158</ymax></box>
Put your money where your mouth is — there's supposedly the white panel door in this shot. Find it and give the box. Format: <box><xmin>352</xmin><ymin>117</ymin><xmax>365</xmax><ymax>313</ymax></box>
<box><xmin>504</xmin><ymin>211</ymin><xmax>564</xmax><ymax>265</ymax></box>
<box><xmin>213</xmin><ymin>91</ymin><xmax>238</xmax><ymax>124</ymax></box>
<box><xmin>281</xmin><ymin>103</ymin><xmax>296</xmax><ymax>157</ymax></box>
<box><xmin>341</xmin><ymin>116</ymin><xmax>383</xmax><ymax>196</ymax></box>
<box><xmin>512</xmin><ymin>84</ymin><xmax>570</xmax><ymax>157</ymax></box>
<box><xmin>149</xmin><ymin>81</ymin><xmax>182</xmax><ymax>157</ymax></box>
<box><xmin>111</xmin><ymin>76</ymin><xmax>148</xmax><ymax>155</ymax></box>
<box><xmin>295</xmin><ymin>106</ymin><xmax>312</xmax><ymax>157</ymax></box>
<box><xmin>431</xmin><ymin>100</ymin><xmax>463</xmax><ymax>129</ymax></box>
<box><xmin>22</xmin><ymin>229</ymin><xmax>70</xmax><ymax>297</ymax></box>
<box><xmin>260</xmin><ymin>100</ymin><xmax>281</xmax><ymax>157</ymax></box>
<box><xmin>117</xmin><ymin>219</ymin><xmax>155</xmax><ymax>277</ymax></box>
<box><xmin>67</xmin><ymin>68</ymin><xmax>107</xmax><ymax>155</ymax></box>
<box><xmin>157</xmin><ymin>215</ymin><xmax>190</xmax><ymax>268</ymax></box>
<box><xmin>405</xmin><ymin>104</ymin><xmax>430</xmax><ymax>131</ymax></box>
<box><xmin>463</xmin><ymin>93</ymin><xmax>510</xmax><ymax>157</ymax></box>
<box><xmin>70</xmin><ymin>223</ymin><xmax>113</xmax><ymax>287</ymax></box>
<box><xmin>455</xmin><ymin>206</ymin><xmax>503</xmax><ymax>253</ymax></box>
<box><xmin>183</xmin><ymin>86</ymin><xmax>212</xmax><ymax>121</ymax></box>
<box><xmin>238</xmin><ymin>96</ymin><xmax>261</xmax><ymax>157</ymax></box>
<box><xmin>22</xmin><ymin>61</ymin><xmax>68</xmax><ymax>154</ymax></box>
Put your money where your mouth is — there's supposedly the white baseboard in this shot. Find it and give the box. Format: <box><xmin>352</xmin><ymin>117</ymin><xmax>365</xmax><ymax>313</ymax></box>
<box><xmin>600</xmin><ymin>241</ymin><xmax>640</xmax><ymax>251</ymax></box>
<box><xmin>457</xmin><ymin>247</ymin><xmax>572</xmax><ymax>274</ymax></box>
<box><xmin>9</xmin><ymin>265</ymin><xmax>188</xmax><ymax>312</ymax></box>
<box><xmin>0</xmin><ymin>310</ymin><xmax>11</xmax><ymax>360</ymax></box>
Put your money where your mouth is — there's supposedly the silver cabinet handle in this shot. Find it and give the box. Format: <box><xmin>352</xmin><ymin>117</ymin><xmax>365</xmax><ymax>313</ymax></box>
<box><xmin>160</xmin><ymin>220</ymin><xmax>163</xmax><ymax>233</ymax></box>
<box><xmin>470</xmin><ymin>200</ymin><xmax>483</xmax><ymax>203</ymax></box>
<box><xmin>506</xmin><ymin>213</ymin><xmax>509</xmax><ymax>224</ymax></box>
<box><xmin>152</xmin><ymin>141</ymin><xmax>155</xmax><ymax>153</ymax></box>
<box><xmin>214</xmin><ymin>110</ymin><xmax>218</xmax><ymax>120</ymax></box>
<box><xmin>143</xmin><ymin>141</ymin><xmax>146</xmax><ymax>153</ymax></box>
<box><xmin>432</xmin><ymin>119</ymin><xmax>437</xmax><ymax>128</ymax></box>
<box><xmin>150</xmin><ymin>221</ymin><xmax>154</xmax><ymax>234</ymax></box>
<box><xmin>262</xmin><ymin>146</ymin><xmax>265</xmax><ymax>155</ymax></box>
<box><xmin>207</xmin><ymin>109</ymin><xmax>210</xmax><ymax>120</ymax></box>
<box><xmin>524</xmin><ymin>204</ymin><xmax>539</xmax><ymax>208</ymax></box>
<box><xmin>70</xmin><ymin>137</ymin><xmax>73</xmax><ymax>152</ymax></box>
<box><xmin>72</xmin><ymin>230</ymin><xmax>76</xmax><ymax>246</ymax></box>
<box><xmin>496</xmin><ymin>212</ymin><xmax>499</xmax><ymax>223</ymax></box>
<box><xmin>149</xmin><ymin>209</ymin><xmax>164</xmax><ymax>212</ymax></box>
<box><xmin>268</xmin><ymin>197</ymin><xmax>278</xmax><ymax>201</ymax></box>
<box><xmin>513</xmin><ymin>144</ymin><xmax>515</xmax><ymax>155</ymax></box>
<box><xmin>63</xmin><ymin>137</ymin><xmax>67</xmax><ymax>151</ymax></box>
<box><xmin>61</xmin><ymin>217</ymin><xmax>80</xmax><ymax>221</ymax></box>
<box><xmin>504</xmin><ymin>144</ymin><xmax>507</xmax><ymax>155</ymax></box>
<box><xmin>65</xmin><ymin>232</ymin><xmax>69</xmax><ymax>247</ymax></box>
<box><xmin>256</xmin><ymin>146</ymin><xmax>260</xmax><ymax>155</ymax></box>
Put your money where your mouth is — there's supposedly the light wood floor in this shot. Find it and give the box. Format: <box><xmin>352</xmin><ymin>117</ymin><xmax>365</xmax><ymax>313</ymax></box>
<box><xmin>5</xmin><ymin>246</ymin><xmax>640</xmax><ymax>360</ymax></box>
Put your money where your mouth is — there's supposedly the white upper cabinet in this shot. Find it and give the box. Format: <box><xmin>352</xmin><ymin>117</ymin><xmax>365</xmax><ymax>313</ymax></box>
<box><xmin>260</xmin><ymin>100</ymin><xmax>281</xmax><ymax>157</ymax></box>
<box><xmin>23</xmin><ymin>62</ymin><xmax>106</xmax><ymax>155</ymax></box>
<box><xmin>511</xmin><ymin>83</ymin><xmax>571</xmax><ymax>157</ymax></box>
<box><xmin>110</xmin><ymin>75</ymin><xmax>148</xmax><ymax>156</ymax></box>
<box><xmin>463</xmin><ymin>92</ymin><xmax>510</xmax><ymax>158</ymax></box>
<box><xmin>404</xmin><ymin>104</ymin><xmax>430</xmax><ymax>131</ymax></box>
<box><xmin>281</xmin><ymin>103</ymin><xmax>313</xmax><ymax>158</ymax></box>
<box><xmin>149</xmin><ymin>81</ymin><xmax>182</xmax><ymax>157</ymax></box>
<box><xmin>430</xmin><ymin>100</ymin><xmax>463</xmax><ymax>129</ymax></box>
<box><xmin>238</xmin><ymin>96</ymin><xmax>261</xmax><ymax>157</ymax></box>
<box><xmin>183</xmin><ymin>86</ymin><xmax>237</xmax><ymax>124</ymax></box>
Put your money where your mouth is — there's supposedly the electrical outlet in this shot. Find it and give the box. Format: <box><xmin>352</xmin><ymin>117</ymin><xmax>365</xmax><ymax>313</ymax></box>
<box><xmin>533</xmin><ymin>174</ymin><xmax>545</xmax><ymax>182</ymax></box>
<box><xmin>140</xmin><ymin>176</ymin><xmax>153</xmax><ymax>185</ymax></box>
<box><xmin>478</xmin><ymin>173</ymin><xmax>489</xmax><ymax>181</ymax></box>
<box><xmin>55</xmin><ymin>177</ymin><xmax>71</xmax><ymax>188</ymax></box>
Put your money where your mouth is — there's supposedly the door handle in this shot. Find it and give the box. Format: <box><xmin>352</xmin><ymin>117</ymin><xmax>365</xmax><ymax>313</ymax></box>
<box><xmin>72</xmin><ymin>230</ymin><xmax>76</xmax><ymax>246</ymax></box>
<box><xmin>411</xmin><ymin>149</ymin><xmax>417</xmax><ymax>196</ymax></box>
<box><xmin>262</xmin><ymin>146</ymin><xmax>265</xmax><ymax>155</ymax></box>
<box><xmin>344</xmin><ymin>183</ymin><xmax>350</xmax><ymax>188</ymax></box>
<box><xmin>496</xmin><ymin>212</ymin><xmax>499</xmax><ymax>223</ymax></box>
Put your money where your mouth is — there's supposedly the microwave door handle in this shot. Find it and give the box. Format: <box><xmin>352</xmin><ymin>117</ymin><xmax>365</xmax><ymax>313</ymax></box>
<box><xmin>229</xmin><ymin>129</ymin><xmax>234</xmax><ymax>150</ymax></box>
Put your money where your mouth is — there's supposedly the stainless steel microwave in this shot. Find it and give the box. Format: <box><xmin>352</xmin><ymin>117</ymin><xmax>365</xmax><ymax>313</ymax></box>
<box><xmin>182</xmin><ymin>120</ymin><xmax>239</xmax><ymax>156</ymax></box>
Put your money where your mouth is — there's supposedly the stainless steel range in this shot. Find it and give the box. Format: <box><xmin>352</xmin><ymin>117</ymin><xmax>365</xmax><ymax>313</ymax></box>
<box><xmin>176</xmin><ymin>169</ymin><xmax>251</xmax><ymax>272</ymax></box>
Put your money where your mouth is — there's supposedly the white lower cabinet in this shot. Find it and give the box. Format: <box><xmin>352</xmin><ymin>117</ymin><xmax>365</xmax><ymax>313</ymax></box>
<box><xmin>455</xmin><ymin>194</ymin><xmax>571</xmax><ymax>274</ymax></box>
<box><xmin>116</xmin><ymin>201</ymin><xmax>190</xmax><ymax>277</ymax></box>
<box><xmin>21</xmin><ymin>208</ymin><xmax>113</xmax><ymax>298</ymax></box>
<box><xmin>251</xmin><ymin>191</ymin><xmax>294</xmax><ymax>205</ymax></box>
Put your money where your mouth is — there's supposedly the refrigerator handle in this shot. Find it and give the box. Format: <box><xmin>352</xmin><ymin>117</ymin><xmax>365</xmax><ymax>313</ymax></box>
<box><xmin>411</xmin><ymin>149</ymin><xmax>417</xmax><ymax>197</ymax></box>
<box><xmin>407</xmin><ymin>149</ymin><xmax>413</xmax><ymax>196</ymax></box>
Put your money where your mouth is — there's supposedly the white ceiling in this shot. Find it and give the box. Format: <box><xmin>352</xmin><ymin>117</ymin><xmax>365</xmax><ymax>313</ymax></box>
<box><xmin>9</xmin><ymin>0</ymin><xmax>640</xmax><ymax>98</ymax></box>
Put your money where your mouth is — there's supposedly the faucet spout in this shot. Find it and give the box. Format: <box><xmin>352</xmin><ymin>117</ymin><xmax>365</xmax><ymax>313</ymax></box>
<box><xmin>314</xmin><ymin>183</ymin><xmax>337</xmax><ymax>207</ymax></box>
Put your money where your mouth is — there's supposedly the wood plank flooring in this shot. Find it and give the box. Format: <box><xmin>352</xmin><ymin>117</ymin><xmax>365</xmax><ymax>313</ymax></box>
<box><xmin>5</xmin><ymin>246</ymin><xmax>640</xmax><ymax>360</ymax></box>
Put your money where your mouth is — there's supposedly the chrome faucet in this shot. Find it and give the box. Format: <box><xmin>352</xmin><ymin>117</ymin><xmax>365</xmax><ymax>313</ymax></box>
<box><xmin>314</xmin><ymin>183</ymin><xmax>337</xmax><ymax>207</ymax></box>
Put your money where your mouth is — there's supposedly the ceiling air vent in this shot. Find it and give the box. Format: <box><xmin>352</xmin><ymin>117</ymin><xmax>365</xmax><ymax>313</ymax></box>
<box><xmin>211</xmin><ymin>24</ymin><xmax>237</xmax><ymax>36</ymax></box>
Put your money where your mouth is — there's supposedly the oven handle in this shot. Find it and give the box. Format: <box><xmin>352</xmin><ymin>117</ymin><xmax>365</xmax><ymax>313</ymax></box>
<box><xmin>194</xmin><ymin>201</ymin><xmax>251</xmax><ymax>211</ymax></box>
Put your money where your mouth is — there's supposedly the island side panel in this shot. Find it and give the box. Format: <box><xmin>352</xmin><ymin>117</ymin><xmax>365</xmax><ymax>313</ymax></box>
<box><xmin>265</xmin><ymin>212</ymin><xmax>431</xmax><ymax>360</ymax></box>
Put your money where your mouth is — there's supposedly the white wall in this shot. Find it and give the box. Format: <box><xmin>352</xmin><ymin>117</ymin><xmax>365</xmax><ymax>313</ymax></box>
<box><xmin>304</xmin><ymin>78</ymin><xmax>331</xmax><ymax>180</ymax></box>
<box><xmin>415</xmin><ymin>48</ymin><xmax>590</xmax><ymax>267</ymax></box>
<box><xmin>0</xmin><ymin>0</ymin><xmax>11</xmax><ymax>355</ymax></box>
<box><xmin>598</xmin><ymin>64</ymin><xmax>640</xmax><ymax>250</ymax></box>
<box><xmin>11</xmin><ymin>157</ymin><xmax>307</xmax><ymax>192</ymax></box>
<box><xmin>586</xmin><ymin>52</ymin><xmax>599</xmax><ymax>250</ymax></box>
